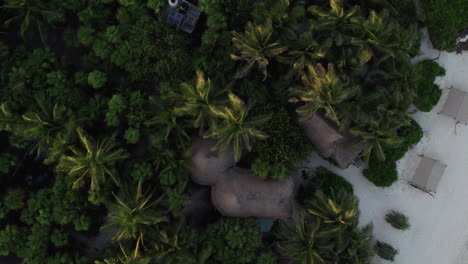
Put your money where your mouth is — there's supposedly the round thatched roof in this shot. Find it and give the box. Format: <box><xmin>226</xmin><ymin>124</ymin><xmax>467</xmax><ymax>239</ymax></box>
<box><xmin>212</xmin><ymin>167</ymin><xmax>294</xmax><ymax>219</ymax></box>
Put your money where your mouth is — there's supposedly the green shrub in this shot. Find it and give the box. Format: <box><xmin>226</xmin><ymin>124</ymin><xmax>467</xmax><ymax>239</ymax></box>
<box><xmin>413</xmin><ymin>60</ymin><xmax>445</xmax><ymax>112</ymax></box>
<box><xmin>88</xmin><ymin>70</ymin><xmax>107</xmax><ymax>89</ymax></box>
<box><xmin>251</xmin><ymin>159</ymin><xmax>288</xmax><ymax>180</ymax></box>
<box><xmin>256</xmin><ymin>106</ymin><xmax>312</xmax><ymax>164</ymax></box>
<box><xmin>385</xmin><ymin>210</ymin><xmax>410</xmax><ymax>230</ymax></box>
<box><xmin>363</xmin><ymin>159</ymin><xmax>398</xmax><ymax>187</ymax></box>
<box><xmin>3</xmin><ymin>188</ymin><xmax>25</xmax><ymax>211</ymax></box>
<box><xmin>420</xmin><ymin>0</ymin><xmax>468</xmax><ymax>51</ymax></box>
<box><xmin>314</xmin><ymin>167</ymin><xmax>354</xmax><ymax>196</ymax></box>
<box><xmin>203</xmin><ymin>218</ymin><xmax>262</xmax><ymax>264</ymax></box>
<box><xmin>383</xmin><ymin>119</ymin><xmax>423</xmax><ymax>161</ymax></box>
<box><xmin>256</xmin><ymin>251</ymin><xmax>277</xmax><ymax>264</ymax></box>
<box><xmin>375</xmin><ymin>241</ymin><xmax>398</xmax><ymax>262</ymax></box>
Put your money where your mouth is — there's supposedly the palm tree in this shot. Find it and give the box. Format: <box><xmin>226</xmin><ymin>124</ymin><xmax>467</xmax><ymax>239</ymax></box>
<box><xmin>305</xmin><ymin>189</ymin><xmax>359</xmax><ymax>226</ymax></box>
<box><xmin>274</xmin><ymin>213</ymin><xmax>328</xmax><ymax>264</ymax></box>
<box><xmin>57</xmin><ymin>128</ymin><xmax>128</xmax><ymax>190</ymax></box>
<box><xmin>204</xmin><ymin>93</ymin><xmax>270</xmax><ymax>162</ymax></box>
<box><xmin>1</xmin><ymin>0</ymin><xmax>64</xmax><ymax>42</ymax></box>
<box><xmin>102</xmin><ymin>181</ymin><xmax>168</xmax><ymax>254</ymax></box>
<box><xmin>231</xmin><ymin>20</ymin><xmax>286</xmax><ymax>80</ymax></box>
<box><xmin>304</xmin><ymin>189</ymin><xmax>360</xmax><ymax>256</ymax></box>
<box><xmin>145</xmin><ymin>107</ymin><xmax>190</xmax><ymax>149</ymax></box>
<box><xmin>350</xmin><ymin>10</ymin><xmax>418</xmax><ymax>64</ymax></box>
<box><xmin>308</xmin><ymin>0</ymin><xmax>363</xmax><ymax>47</ymax></box>
<box><xmin>278</xmin><ymin>31</ymin><xmax>328</xmax><ymax>71</ymax></box>
<box><xmin>21</xmin><ymin>93</ymin><xmax>76</xmax><ymax>157</ymax></box>
<box><xmin>289</xmin><ymin>63</ymin><xmax>359</xmax><ymax>125</ymax></box>
<box><xmin>349</xmin><ymin>117</ymin><xmax>403</xmax><ymax>163</ymax></box>
<box><xmin>173</xmin><ymin>71</ymin><xmax>224</xmax><ymax>134</ymax></box>
<box><xmin>95</xmin><ymin>243</ymin><xmax>152</xmax><ymax>264</ymax></box>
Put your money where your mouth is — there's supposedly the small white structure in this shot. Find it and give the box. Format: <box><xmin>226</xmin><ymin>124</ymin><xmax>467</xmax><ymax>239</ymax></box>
<box><xmin>409</xmin><ymin>155</ymin><xmax>447</xmax><ymax>196</ymax></box>
<box><xmin>439</xmin><ymin>87</ymin><xmax>468</xmax><ymax>125</ymax></box>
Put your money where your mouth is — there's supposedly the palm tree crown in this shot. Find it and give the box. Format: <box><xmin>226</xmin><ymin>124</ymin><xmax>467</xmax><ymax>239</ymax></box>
<box><xmin>204</xmin><ymin>93</ymin><xmax>270</xmax><ymax>162</ymax></box>
<box><xmin>103</xmin><ymin>181</ymin><xmax>167</xmax><ymax>252</ymax></box>
<box><xmin>231</xmin><ymin>20</ymin><xmax>286</xmax><ymax>80</ymax></box>
<box><xmin>173</xmin><ymin>71</ymin><xmax>223</xmax><ymax>134</ymax></box>
<box><xmin>290</xmin><ymin>63</ymin><xmax>359</xmax><ymax>125</ymax></box>
<box><xmin>57</xmin><ymin>128</ymin><xmax>128</xmax><ymax>191</ymax></box>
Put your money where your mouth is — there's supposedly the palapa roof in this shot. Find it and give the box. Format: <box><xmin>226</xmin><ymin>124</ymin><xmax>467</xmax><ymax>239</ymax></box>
<box><xmin>333</xmin><ymin>136</ymin><xmax>367</xmax><ymax>169</ymax></box>
<box><xmin>211</xmin><ymin>167</ymin><xmax>294</xmax><ymax>219</ymax></box>
<box><xmin>299</xmin><ymin>114</ymin><xmax>343</xmax><ymax>158</ymax></box>
<box><xmin>299</xmin><ymin>113</ymin><xmax>365</xmax><ymax>168</ymax></box>
<box><xmin>439</xmin><ymin>88</ymin><xmax>468</xmax><ymax>124</ymax></box>
<box><xmin>190</xmin><ymin>137</ymin><xmax>235</xmax><ymax>185</ymax></box>
<box><xmin>409</xmin><ymin>156</ymin><xmax>446</xmax><ymax>195</ymax></box>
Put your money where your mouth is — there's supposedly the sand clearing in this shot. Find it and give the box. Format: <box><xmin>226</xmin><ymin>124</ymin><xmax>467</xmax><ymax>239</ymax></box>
<box><xmin>301</xmin><ymin>30</ymin><xmax>468</xmax><ymax>264</ymax></box>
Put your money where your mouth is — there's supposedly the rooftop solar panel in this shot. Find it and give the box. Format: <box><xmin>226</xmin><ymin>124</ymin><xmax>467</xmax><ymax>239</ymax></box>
<box><xmin>167</xmin><ymin>10</ymin><xmax>183</xmax><ymax>26</ymax></box>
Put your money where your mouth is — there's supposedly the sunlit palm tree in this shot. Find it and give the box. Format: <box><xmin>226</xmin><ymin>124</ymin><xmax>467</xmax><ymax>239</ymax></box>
<box><xmin>350</xmin><ymin>117</ymin><xmax>403</xmax><ymax>163</ymax></box>
<box><xmin>289</xmin><ymin>63</ymin><xmax>359</xmax><ymax>125</ymax></box>
<box><xmin>274</xmin><ymin>213</ymin><xmax>328</xmax><ymax>264</ymax></box>
<box><xmin>103</xmin><ymin>181</ymin><xmax>167</xmax><ymax>253</ymax></box>
<box><xmin>22</xmin><ymin>93</ymin><xmax>76</xmax><ymax>157</ymax></box>
<box><xmin>173</xmin><ymin>71</ymin><xmax>224</xmax><ymax>134</ymax></box>
<box><xmin>57</xmin><ymin>128</ymin><xmax>128</xmax><ymax>190</ymax></box>
<box><xmin>204</xmin><ymin>93</ymin><xmax>270</xmax><ymax>162</ymax></box>
<box><xmin>231</xmin><ymin>20</ymin><xmax>286</xmax><ymax>80</ymax></box>
<box><xmin>278</xmin><ymin>31</ymin><xmax>327</xmax><ymax>71</ymax></box>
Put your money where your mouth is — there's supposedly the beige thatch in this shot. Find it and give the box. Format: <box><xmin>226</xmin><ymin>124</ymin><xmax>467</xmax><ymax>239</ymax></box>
<box><xmin>439</xmin><ymin>88</ymin><xmax>468</xmax><ymax>125</ymax></box>
<box><xmin>333</xmin><ymin>136</ymin><xmax>367</xmax><ymax>169</ymax></box>
<box><xmin>299</xmin><ymin>114</ymin><xmax>343</xmax><ymax>157</ymax></box>
<box><xmin>409</xmin><ymin>156</ymin><xmax>446</xmax><ymax>195</ymax></box>
<box><xmin>212</xmin><ymin>167</ymin><xmax>294</xmax><ymax>219</ymax></box>
<box><xmin>190</xmin><ymin>137</ymin><xmax>235</xmax><ymax>185</ymax></box>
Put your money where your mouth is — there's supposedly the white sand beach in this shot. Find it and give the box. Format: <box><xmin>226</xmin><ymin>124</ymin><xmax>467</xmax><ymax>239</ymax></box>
<box><xmin>302</xmin><ymin>30</ymin><xmax>468</xmax><ymax>264</ymax></box>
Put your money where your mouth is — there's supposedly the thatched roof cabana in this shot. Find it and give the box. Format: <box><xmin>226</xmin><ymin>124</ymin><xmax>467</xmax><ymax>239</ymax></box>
<box><xmin>212</xmin><ymin>167</ymin><xmax>294</xmax><ymax>219</ymax></box>
<box><xmin>333</xmin><ymin>136</ymin><xmax>367</xmax><ymax>169</ymax></box>
<box><xmin>190</xmin><ymin>137</ymin><xmax>235</xmax><ymax>185</ymax></box>
<box><xmin>299</xmin><ymin>114</ymin><xmax>343</xmax><ymax>157</ymax></box>
<box><xmin>299</xmin><ymin>113</ymin><xmax>365</xmax><ymax>168</ymax></box>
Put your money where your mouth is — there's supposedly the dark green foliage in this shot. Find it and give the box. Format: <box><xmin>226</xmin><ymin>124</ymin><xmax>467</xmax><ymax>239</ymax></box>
<box><xmin>313</xmin><ymin>166</ymin><xmax>354</xmax><ymax>196</ymax></box>
<box><xmin>87</xmin><ymin>70</ymin><xmax>107</xmax><ymax>89</ymax></box>
<box><xmin>204</xmin><ymin>218</ymin><xmax>262</xmax><ymax>264</ymax></box>
<box><xmin>363</xmin><ymin>158</ymin><xmax>398</xmax><ymax>187</ymax></box>
<box><xmin>375</xmin><ymin>241</ymin><xmax>398</xmax><ymax>262</ymax></box>
<box><xmin>385</xmin><ymin>210</ymin><xmax>410</xmax><ymax>230</ymax></box>
<box><xmin>256</xmin><ymin>251</ymin><xmax>277</xmax><ymax>264</ymax></box>
<box><xmin>420</xmin><ymin>0</ymin><xmax>468</xmax><ymax>51</ymax></box>
<box><xmin>3</xmin><ymin>188</ymin><xmax>25</xmax><ymax>211</ymax></box>
<box><xmin>383</xmin><ymin>119</ymin><xmax>423</xmax><ymax>161</ymax></box>
<box><xmin>256</xmin><ymin>106</ymin><xmax>312</xmax><ymax>164</ymax></box>
<box><xmin>413</xmin><ymin>60</ymin><xmax>446</xmax><ymax>112</ymax></box>
<box><xmin>251</xmin><ymin>158</ymin><xmax>288</xmax><ymax>180</ymax></box>
<box><xmin>0</xmin><ymin>153</ymin><xmax>17</xmax><ymax>175</ymax></box>
<box><xmin>275</xmin><ymin>190</ymin><xmax>374</xmax><ymax>264</ymax></box>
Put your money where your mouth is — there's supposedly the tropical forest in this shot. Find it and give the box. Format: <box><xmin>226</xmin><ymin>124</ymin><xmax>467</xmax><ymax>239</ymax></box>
<box><xmin>0</xmin><ymin>0</ymin><xmax>466</xmax><ymax>263</ymax></box>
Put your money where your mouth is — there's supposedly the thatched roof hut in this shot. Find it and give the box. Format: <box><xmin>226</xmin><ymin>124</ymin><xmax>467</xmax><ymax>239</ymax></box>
<box><xmin>299</xmin><ymin>114</ymin><xmax>365</xmax><ymax>169</ymax></box>
<box><xmin>212</xmin><ymin>167</ymin><xmax>295</xmax><ymax>219</ymax></box>
<box><xmin>298</xmin><ymin>114</ymin><xmax>343</xmax><ymax>158</ymax></box>
<box><xmin>190</xmin><ymin>137</ymin><xmax>235</xmax><ymax>185</ymax></box>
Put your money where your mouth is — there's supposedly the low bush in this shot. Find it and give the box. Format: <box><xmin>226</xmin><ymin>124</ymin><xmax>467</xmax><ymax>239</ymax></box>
<box><xmin>251</xmin><ymin>158</ymin><xmax>288</xmax><ymax>180</ymax></box>
<box><xmin>383</xmin><ymin>119</ymin><xmax>423</xmax><ymax>161</ymax></box>
<box><xmin>385</xmin><ymin>210</ymin><xmax>410</xmax><ymax>230</ymax></box>
<box><xmin>255</xmin><ymin>106</ymin><xmax>312</xmax><ymax>164</ymax></box>
<box><xmin>420</xmin><ymin>0</ymin><xmax>468</xmax><ymax>51</ymax></box>
<box><xmin>363</xmin><ymin>159</ymin><xmax>398</xmax><ymax>187</ymax></box>
<box><xmin>375</xmin><ymin>241</ymin><xmax>399</xmax><ymax>262</ymax></box>
<box><xmin>314</xmin><ymin>167</ymin><xmax>354</xmax><ymax>196</ymax></box>
<box><xmin>413</xmin><ymin>60</ymin><xmax>445</xmax><ymax>112</ymax></box>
